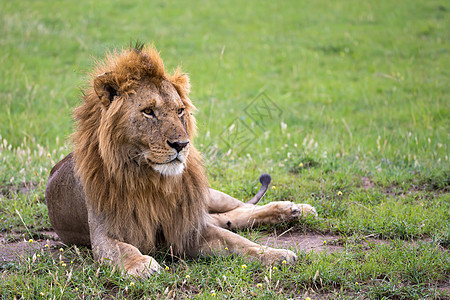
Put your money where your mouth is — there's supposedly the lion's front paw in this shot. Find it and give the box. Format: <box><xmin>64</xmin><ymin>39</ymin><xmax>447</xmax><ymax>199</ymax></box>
<box><xmin>261</xmin><ymin>248</ymin><xmax>297</xmax><ymax>265</ymax></box>
<box><xmin>125</xmin><ymin>255</ymin><xmax>161</xmax><ymax>278</ymax></box>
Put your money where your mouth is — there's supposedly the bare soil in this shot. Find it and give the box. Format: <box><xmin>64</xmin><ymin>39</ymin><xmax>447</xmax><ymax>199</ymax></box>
<box><xmin>256</xmin><ymin>231</ymin><xmax>344</xmax><ymax>252</ymax></box>
<box><xmin>0</xmin><ymin>231</ymin><xmax>62</xmax><ymax>262</ymax></box>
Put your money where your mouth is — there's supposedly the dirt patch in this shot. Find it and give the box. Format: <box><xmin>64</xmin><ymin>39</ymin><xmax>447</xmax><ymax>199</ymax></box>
<box><xmin>256</xmin><ymin>231</ymin><xmax>344</xmax><ymax>252</ymax></box>
<box><xmin>359</xmin><ymin>175</ymin><xmax>449</xmax><ymax>197</ymax></box>
<box><xmin>438</xmin><ymin>285</ymin><xmax>450</xmax><ymax>298</ymax></box>
<box><xmin>0</xmin><ymin>231</ymin><xmax>63</xmax><ymax>262</ymax></box>
<box><xmin>361</xmin><ymin>176</ymin><xmax>375</xmax><ymax>190</ymax></box>
<box><xmin>0</xmin><ymin>181</ymin><xmax>37</xmax><ymax>198</ymax></box>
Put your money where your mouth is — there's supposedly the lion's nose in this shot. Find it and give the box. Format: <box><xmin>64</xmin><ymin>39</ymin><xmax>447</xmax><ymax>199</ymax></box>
<box><xmin>167</xmin><ymin>140</ymin><xmax>189</xmax><ymax>153</ymax></box>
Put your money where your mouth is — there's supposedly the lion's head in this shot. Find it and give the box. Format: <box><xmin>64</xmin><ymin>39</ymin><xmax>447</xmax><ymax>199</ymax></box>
<box><xmin>72</xmin><ymin>44</ymin><xmax>208</xmax><ymax>254</ymax></box>
<box><xmin>84</xmin><ymin>44</ymin><xmax>196</xmax><ymax>177</ymax></box>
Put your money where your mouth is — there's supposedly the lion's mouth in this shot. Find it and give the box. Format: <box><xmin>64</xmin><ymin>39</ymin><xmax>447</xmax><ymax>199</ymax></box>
<box><xmin>154</xmin><ymin>157</ymin><xmax>181</xmax><ymax>165</ymax></box>
<box><xmin>148</xmin><ymin>153</ymin><xmax>185</xmax><ymax>166</ymax></box>
<box><xmin>140</xmin><ymin>150</ymin><xmax>188</xmax><ymax>176</ymax></box>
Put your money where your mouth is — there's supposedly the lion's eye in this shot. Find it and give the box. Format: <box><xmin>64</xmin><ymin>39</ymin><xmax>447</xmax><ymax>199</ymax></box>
<box><xmin>142</xmin><ymin>108</ymin><xmax>155</xmax><ymax>117</ymax></box>
<box><xmin>177</xmin><ymin>108</ymin><xmax>185</xmax><ymax>116</ymax></box>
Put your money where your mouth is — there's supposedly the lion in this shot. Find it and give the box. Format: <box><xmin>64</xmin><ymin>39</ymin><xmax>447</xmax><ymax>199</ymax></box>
<box><xmin>45</xmin><ymin>43</ymin><xmax>317</xmax><ymax>277</ymax></box>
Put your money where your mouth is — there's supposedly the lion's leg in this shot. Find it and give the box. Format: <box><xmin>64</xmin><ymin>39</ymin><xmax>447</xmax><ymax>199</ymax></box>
<box><xmin>88</xmin><ymin>209</ymin><xmax>161</xmax><ymax>278</ymax></box>
<box><xmin>207</xmin><ymin>188</ymin><xmax>246</xmax><ymax>213</ymax></box>
<box><xmin>197</xmin><ymin>224</ymin><xmax>297</xmax><ymax>265</ymax></box>
<box><xmin>207</xmin><ymin>173</ymin><xmax>270</xmax><ymax>213</ymax></box>
<box><xmin>209</xmin><ymin>201</ymin><xmax>317</xmax><ymax>230</ymax></box>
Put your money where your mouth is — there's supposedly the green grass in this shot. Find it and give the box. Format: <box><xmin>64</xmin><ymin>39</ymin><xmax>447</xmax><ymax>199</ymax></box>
<box><xmin>1</xmin><ymin>0</ymin><xmax>449</xmax><ymax>298</ymax></box>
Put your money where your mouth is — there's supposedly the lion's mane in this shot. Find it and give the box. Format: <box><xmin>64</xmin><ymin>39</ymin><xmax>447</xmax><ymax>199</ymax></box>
<box><xmin>72</xmin><ymin>44</ymin><xmax>209</xmax><ymax>255</ymax></box>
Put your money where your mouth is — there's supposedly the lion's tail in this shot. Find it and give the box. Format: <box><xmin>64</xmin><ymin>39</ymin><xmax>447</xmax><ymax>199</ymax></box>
<box><xmin>246</xmin><ymin>174</ymin><xmax>271</xmax><ymax>205</ymax></box>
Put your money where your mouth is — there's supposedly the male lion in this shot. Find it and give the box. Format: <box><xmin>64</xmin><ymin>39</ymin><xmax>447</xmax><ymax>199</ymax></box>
<box><xmin>46</xmin><ymin>44</ymin><xmax>317</xmax><ymax>277</ymax></box>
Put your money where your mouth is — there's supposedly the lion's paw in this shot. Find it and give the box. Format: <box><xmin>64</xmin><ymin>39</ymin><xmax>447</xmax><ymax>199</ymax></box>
<box><xmin>275</xmin><ymin>201</ymin><xmax>317</xmax><ymax>221</ymax></box>
<box><xmin>292</xmin><ymin>203</ymin><xmax>318</xmax><ymax>218</ymax></box>
<box><xmin>261</xmin><ymin>248</ymin><xmax>297</xmax><ymax>265</ymax></box>
<box><xmin>125</xmin><ymin>255</ymin><xmax>161</xmax><ymax>278</ymax></box>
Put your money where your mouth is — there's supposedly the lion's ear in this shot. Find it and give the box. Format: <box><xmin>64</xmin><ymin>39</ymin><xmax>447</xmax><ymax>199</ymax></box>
<box><xmin>170</xmin><ymin>69</ymin><xmax>190</xmax><ymax>97</ymax></box>
<box><xmin>93</xmin><ymin>72</ymin><xmax>119</xmax><ymax>107</ymax></box>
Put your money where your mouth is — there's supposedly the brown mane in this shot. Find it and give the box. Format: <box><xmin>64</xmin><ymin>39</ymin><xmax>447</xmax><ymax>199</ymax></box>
<box><xmin>72</xmin><ymin>45</ymin><xmax>209</xmax><ymax>255</ymax></box>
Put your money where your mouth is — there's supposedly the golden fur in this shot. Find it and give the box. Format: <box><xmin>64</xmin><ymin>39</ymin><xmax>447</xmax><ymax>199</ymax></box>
<box><xmin>72</xmin><ymin>45</ymin><xmax>208</xmax><ymax>255</ymax></box>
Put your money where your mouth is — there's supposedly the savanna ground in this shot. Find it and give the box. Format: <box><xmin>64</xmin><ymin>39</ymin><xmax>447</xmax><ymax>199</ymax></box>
<box><xmin>0</xmin><ymin>0</ymin><xmax>449</xmax><ymax>299</ymax></box>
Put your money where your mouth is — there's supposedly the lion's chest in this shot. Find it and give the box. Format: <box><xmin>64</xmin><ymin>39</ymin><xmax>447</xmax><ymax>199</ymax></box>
<box><xmin>112</xmin><ymin>196</ymin><xmax>206</xmax><ymax>255</ymax></box>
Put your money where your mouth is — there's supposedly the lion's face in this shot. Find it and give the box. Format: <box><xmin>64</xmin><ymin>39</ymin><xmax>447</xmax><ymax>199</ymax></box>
<box><xmin>126</xmin><ymin>80</ymin><xmax>190</xmax><ymax>176</ymax></box>
<box><xmin>122</xmin><ymin>80</ymin><xmax>190</xmax><ymax>176</ymax></box>
<box><xmin>97</xmin><ymin>78</ymin><xmax>192</xmax><ymax>177</ymax></box>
